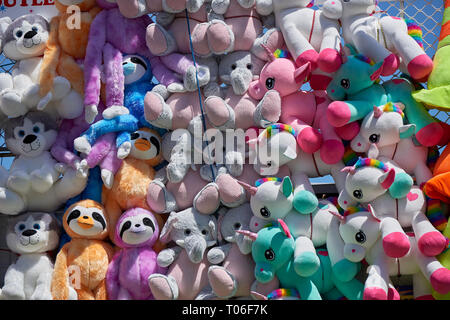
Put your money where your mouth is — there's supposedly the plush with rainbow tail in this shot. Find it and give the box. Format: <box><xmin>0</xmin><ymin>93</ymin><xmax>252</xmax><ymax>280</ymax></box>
<box><xmin>248</xmin><ymin>48</ymin><xmax>353</xmax><ymax>164</ymax></box>
<box><xmin>248</xmin><ymin>124</ymin><xmax>348</xmax><ymax>214</ymax></box>
<box><xmin>350</xmin><ymin>102</ymin><xmax>433</xmax><ymax>187</ymax></box>
<box><xmin>106</xmin><ymin>208</ymin><xmax>167</xmax><ymax>300</ymax></box>
<box><xmin>240</xmin><ymin>220</ymin><xmax>364</xmax><ymax>300</ymax></box>
<box><xmin>259</xmin><ymin>0</ymin><xmax>343</xmax><ymax>89</ymax></box>
<box><xmin>413</xmin><ymin>0</ymin><xmax>450</xmax><ymax>110</ymax></box>
<box><xmin>326</xmin><ymin>47</ymin><xmax>443</xmax><ymax>148</ymax></box>
<box><xmin>321</xmin><ymin>0</ymin><xmax>433</xmax><ymax>81</ymax></box>
<box><xmin>338</xmin><ymin>157</ymin><xmax>448</xmax><ymax>260</ymax></box>
<box><xmin>239</xmin><ymin>176</ymin><xmax>361</xmax><ymax>283</ymax></box>
<box><xmin>330</xmin><ymin>205</ymin><xmax>450</xmax><ymax>300</ymax></box>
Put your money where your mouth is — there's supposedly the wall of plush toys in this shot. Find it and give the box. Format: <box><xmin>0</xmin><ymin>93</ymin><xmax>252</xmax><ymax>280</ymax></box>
<box><xmin>0</xmin><ymin>0</ymin><xmax>449</xmax><ymax>300</ymax></box>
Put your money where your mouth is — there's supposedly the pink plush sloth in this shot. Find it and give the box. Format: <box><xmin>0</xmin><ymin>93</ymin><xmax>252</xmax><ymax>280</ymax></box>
<box><xmin>106</xmin><ymin>208</ymin><xmax>167</xmax><ymax>300</ymax></box>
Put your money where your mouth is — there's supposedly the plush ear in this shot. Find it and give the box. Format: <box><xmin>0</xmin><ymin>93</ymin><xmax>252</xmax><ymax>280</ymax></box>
<box><xmin>41</xmin><ymin>213</ymin><xmax>54</xmax><ymax>227</ymax></box>
<box><xmin>159</xmin><ymin>215</ymin><xmax>178</xmax><ymax>243</ymax></box>
<box><xmin>367</xmin><ymin>143</ymin><xmax>379</xmax><ymax>159</ymax></box>
<box><xmin>370</xmin><ymin>61</ymin><xmax>384</xmax><ymax>81</ymax></box>
<box><xmin>283</xmin><ymin>145</ymin><xmax>297</xmax><ymax>160</ymax></box>
<box><xmin>277</xmin><ymin>219</ymin><xmax>292</xmax><ymax>238</ymax></box>
<box><xmin>238</xmin><ymin>180</ymin><xmax>258</xmax><ymax>196</ymax></box>
<box><xmin>0</xmin><ymin>17</ymin><xmax>12</xmax><ymax>51</ymax></box>
<box><xmin>399</xmin><ymin>124</ymin><xmax>416</xmax><ymax>139</ymax></box>
<box><xmin>294</xmin><ymin>61</ymin><xmax>311</xmax><ymax>84</ymax></box>
<box><xmin>367</xmin><ymin>204</ymin><xmax>381</xmax><ymax>223</ymax></box>
<box><xmin>280</xmin><ymin>176</ymin><xmax>293</xmax><ymax>198</ymax></box>
<box><xmin>379</xmin><ymin>168</ymin><xmax>396</xmax><ymax>189</ymax></box>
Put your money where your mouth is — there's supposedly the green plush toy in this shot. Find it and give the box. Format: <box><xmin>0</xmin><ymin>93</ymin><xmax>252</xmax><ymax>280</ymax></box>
<box><xmin>432</xmin><ymin>218</ymin><xmax>450</xmax><ymax>300</ymax></box>
<box><xmin>413</xmin><ymin>0</ymin><xmax>450</xmax><ymax>110</ymax></box>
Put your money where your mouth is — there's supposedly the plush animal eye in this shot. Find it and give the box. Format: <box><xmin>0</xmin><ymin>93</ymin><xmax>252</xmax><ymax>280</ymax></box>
<box><xmin>340</xmin><ymin>79</ymin><xmax>350</xmax><ymax>89</ymax></box>
<box><xmin>355</xmin><ymin>230</ymin><xmax>366</xmax><ymax>243</ymax></box>
<box><xmin>353</xmin><ymin>189</ymin><xmax>363</xmax><ymax>199</ymax></box>
<box><xmin>265</xmin><ymin>77</ymin><xmax>275</xmax><ymax>90</ymax></box>
<box><xmin>32</xmin><ymin>26</ymin><xmax>38</xmax><ymax>32</ymax></box>
<box><xmin>201</xmin><ymin>229</ymin><xmax>208</xmax><ymax>235</ymax></box>
<box><xmin>33</xmin><ymin>223</ymin><xmax>40</xmax><ymax>230</ymax></box>
<box><xmin>264</xmin><ymin>248</ymin><xmax>275</xmax><ymax>261</ymax></box>
<box><xmin>260</xmin><ymin>207</ymin><xmax>270</xmax><ymax>218</ymax></box>
<box><xmin>184</xmin><ymin>229</ymin><xmax>192</xmax><ymax>236</ymax></box>
<box><xmin>130</xmin><ymin>132</ymin><xmax>140</xmax><ymax>140</ymax></box>
<box><xmin>33</xmin><ymin>126</ymin><xmax>40</xmax><ymax>134</ymax></box>
<box><xmin>369</xmin><ymin>134</ymin><xmax>380</xmax><ymax>143</ymax></box>
<box><xmin>17</xmin><ymin>130</ymin><xmax>25</xmax><ymax>138</ymax></box>
<box><xmin>18</xmin><ymin>224</ymin><xmax>26</xmax><ymax>231</ymax></box>
<box><xmin>246</xmin><ymin>63</ymin><xmax>252</xmax><ymax>70</ymax></box>
<box><xmin>92</xmin><ymin>212</ymin><xmax>106</xmax><ymax>229</ymax></box>
<box><xmin>16</xmin><ymin>30</ymin><xmax>23</xmax><ymax>37</ymax></box>
<box><xmin>233</xmin><ymin>222</ymin><xmax>241</xmax><ymax>230</ymax></box>
<box><xmin>231</xmin><ymin>64</ymin><xmax>237</xmax><ymax>70</ymax></box>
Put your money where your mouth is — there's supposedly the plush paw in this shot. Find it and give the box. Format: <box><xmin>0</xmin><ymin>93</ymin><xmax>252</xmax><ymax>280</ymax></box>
<box><xmin>297</xmin><ymin>127</ymin><xmax>323</xmax><ymax>154</ymax></box>
<box><xmin>184</xmin><ymin>65</ymin><xmax>210</xmax><ymax>92</ymax></box>
<box><xmin>194</xmin><ymin>182</ymin><xmax>221</xmax><ymax>214</ymax></box>
<box><xmin>167</xmin><ymin>82</ymin><xmax>187</xmax><ymax>93</ymax></box>
<box><xmin>292</xmin><ymin>190</ymin><xmax>318</xmax><ymax>214</ymax></box>
<box><xmin>75</xmin><ymin>160</ymin><xmax>89</xmax><ymax>179</ymax></box>
<box><xmin>293</xmin><ymin>251</ymin><xmax>320</xmax><ymax>278</ymax></box>
<box><xmin>0</xmin><ymin>89</ymin><xmax>26</xmax><ymax>117</ymax></box>
<box><xmin>430</xmin><ymin>268</ymin><xmax>450</xmax><ymax>295</ymax></box>
<box><xmin>326</xmin><ymin>101</ymin><xmax>352</xmax><ymax>128</ymax></box>
<box><xmin>1</xmin><ymin>286</ymin><xmax>25</xmax><ymax>300</ymax></box>
<box><xmin>208</xmin><ymin>266</ymin><xmax>238</xmax><ymax>299</ymax></box>
<box><xmin>207</xmin><ymin>248</ymin><xmax>226</xmax><ymax>265</ymax></box>
<box><xmin>102</xmin><ymin>105</ymin><xmax>129</xmax><ymax>119</ymax></box>
<box><xmin>407</xmin><ymin>54</ymin><xmax>434</xmax><ymax>81</ymax></box>
<box><xmin>73</xmin><ymin>136</ymin><xmax>92</xmax><ymax>155</ymax></box>
<box><xmin>117</xmin><ymin>142</ymin><xmax>132</xmax><ymax>159</ymax></box>
<box><xmin>332</xmin><ymin>259</ymin><xmax>359</xmax><ymax>283</ymax></box>
<box><xmin>318</xmin><ymin>48</ymin><xmax>342</xmax><ymax>73</ymax></box>
<box><xmin>148</xmin><ymin>274</ymin><xmax>179</xmax><ymax>300</ymax></box>
<box><xmin>101</xmin><ymin>169</ymin><xmax>114</xmax><ymax>189</ymax></box>
<box><xmin>52</xmin><ymin>76</ymin><xmax>71</xmax><ymax>99</ymax></box>
<box><xmin>382</xmin><ymin>232</ymin><xmax>410</xmax><ymax>258</ymax></box>
<box><xmin>147</xmin><ymin>180</ymin><xmax>177</xmax><ymax>214</ymax></box>
<box><xmin>211</xmin><ymin>0</ymin><xmax>230</xmax><ymax>14</ymax></box>
<box><xmin>85</xmin><ymin>104</ymin><xmax>98</xmax><ymax>124</ymax></box>
<box><xmin>363</xmin><ymin>287</ymin><xmax>387</xmax><ymax>300</ymax></box>
<box><xmin>36</xmin><ymin>92</ymin><xmax>52</xmax><ymax>111</ymax></box>
<box><xmin>30</xmin><ymin>288</ymin><xmax>52</xmax><ymax>300</ymax></box>
<box><xmin>418</xmin><ymin>231</ymin><xmax>448</xmax><ymax>257</ymax></box>
<box><xmin>7</xmin><ymin>171</ymin><xmax>31</xmax><ymax>193</ymax></box>
<box><xmin>215</xmin><ymin>174</ymin><xmax>245</xmax><ymax>207</ymax></box>
<box><xmin>204</xmin><ymin>96</ymin><xmax>234</xmax><ymax>129</ymax></box>
<box><xmin>30</xmin><ymin>170</ymin><xmax>53</xmax><ymax>193</ymax></box>
<box><xmin>253</xmin><ymin>90</ymin><xmax>281</xmax><ymax>127</ymax></box>
<box><xmin>207</xmin><ymin>19</ymin><xmax>235</xmax><ymax>55</ymax></box>
<box><xmin>320</xmin><ymin>139</ymin><xmax>345</xmax><ymax>165</ymax></box>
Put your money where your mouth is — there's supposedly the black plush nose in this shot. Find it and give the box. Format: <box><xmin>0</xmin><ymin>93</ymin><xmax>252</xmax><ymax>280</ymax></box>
<box><xmin>24</xmin><ymin>30</ymin><xmax>37</xmax><ymax>39</ymax></box>
<box><xmin>22</xmin><ymin>229</ymin><xmax>37</xmax><ymax>237</ymax></box>
<box><xmin>135</xmin><ymin>224</ymin><xmax>141</xmax><ymax>227</ymax></box>
<box><xmin>23</xmin><ymin>134</ymin><xmax>37</xmax><ymax>144</ymax></box>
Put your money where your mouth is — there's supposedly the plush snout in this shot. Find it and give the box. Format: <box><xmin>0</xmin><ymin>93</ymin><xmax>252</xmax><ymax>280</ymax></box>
<box><xmin>248</xmin><ymin>80</ymin><xmax>266</xmax><ymax>100</ymax></box>
<box><xmin>254</xmin><ymin>262</ymin><xmax>274</xmax><ymax>283</ymax></box>
<box><xmin>343</xmin><ymin>243</ymin><xmax>366</xmax><ymax>262</ymax></box>
<box><xmin>350</xmin><ymin>134</ymin><xmax>369</xmax><ymax>153</ymax></box>
<box><xmin>230</xmin><ymin>68</ymin><xmax>253</xmax><ymax>96</ymax></box>
<box><xmin>185</xmin><ymin>235</ymin><xmax>207</xmax><ymax>264</ymax></box>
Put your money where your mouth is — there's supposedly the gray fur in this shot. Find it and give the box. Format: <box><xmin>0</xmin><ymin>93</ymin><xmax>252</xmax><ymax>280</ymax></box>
<box><xmin>3</xmin><ymin>111</ymin><xmax>58</xmax><ymax>140</ymax></box>
<box><xmin>7</xmin><ymin>212</ymin><xmax>60</xmax><ymax>235</ymax></box>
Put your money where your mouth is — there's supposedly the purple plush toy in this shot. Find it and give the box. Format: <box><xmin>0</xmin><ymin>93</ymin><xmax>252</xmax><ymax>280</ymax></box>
<box><xmin>106</xmin><ymin>208</ymin><xmax>167</xmax><ymax>300</ymax></box>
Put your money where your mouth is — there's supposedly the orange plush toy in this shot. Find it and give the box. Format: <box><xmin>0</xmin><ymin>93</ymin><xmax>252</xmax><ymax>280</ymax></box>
<box><xmin>51</xmin><ymin>199</ymin><xmax>114</xmax><ymax>300</ymax></box>
<box><xmin>424</xmin><ymin>143</ymin><xmax>450</xmax><ymax>203</ymax></box>
<box><xmin>102</xmin><ymin>127</ymin><xmax>166</xmax><ymax>252</ymax></box>
<box><xmin>40</xmin><ymin>0</ymin><xmax>102</xmax><ymax>97</ymax></box>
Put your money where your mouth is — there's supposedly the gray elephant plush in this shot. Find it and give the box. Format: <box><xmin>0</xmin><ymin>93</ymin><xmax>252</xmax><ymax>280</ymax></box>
<box><xmin>207</xmin><ymin>204</ymin><xmax>256</xmax><ymax>299</ymax></box>
<box><xmin>148</xmin><ymin>207</ymin><xmax>218</xmax><ymax>300</ymax></box>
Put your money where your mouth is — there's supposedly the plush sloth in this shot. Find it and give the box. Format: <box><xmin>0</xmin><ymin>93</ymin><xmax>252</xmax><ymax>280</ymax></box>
<box><xmin>51</xmin><ymin>199</ymin><xmax>114</xmax><ymax>300</ymax></box>
<box><xmin>0</xmin><ymin>212</ymin><xmax>64</xmax><ymax>300</ymax></box>
<box><xmin>0</xmin><ymin>111</ymin><xmax>88</xmax><ymax>215</ymax></box>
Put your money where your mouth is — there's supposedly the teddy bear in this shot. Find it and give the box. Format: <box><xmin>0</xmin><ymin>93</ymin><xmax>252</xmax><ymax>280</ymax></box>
<box><xmin>206</xmin><ymin>204</ymin><xmax>255</xmax><ymax>299</ymax></box>
<box><xmin>148</xmin><ymin>207</ymin><xmax>218</xmax><ymax>300</ymax></box>
<box><xmin>51</xmin><ymin>199</ymin><xmax>115</xmax><ymax>300</ymax></box>
<box><xmin>0</xmin><ymin>14</ymin><xmax>82</xmax><ymax>119</ymax></box>
<box><xmin>106</xmin><ymin>207</ymin><xmax>168</xmax><ymax>300</ymax></box>
<box><xmin>0</xmin><ymin>111</ymin><xmax>88</xmax><ymax>215</ymax></box>
<box><xmin>0</xmin><ymin>212</ymin><xmax>67</xmax><ymax>300</ymax></box>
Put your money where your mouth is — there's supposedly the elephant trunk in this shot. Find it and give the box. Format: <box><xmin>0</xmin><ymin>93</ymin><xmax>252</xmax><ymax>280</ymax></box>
<box><xmin>185</xmin><ymin>235</ymin><xmax>208</xmax><ymax>264</ymax></box>
<box><xmin>231</xmin><ymin>68</ymin><xmax>253</xmax><ymax>96</ymax></box>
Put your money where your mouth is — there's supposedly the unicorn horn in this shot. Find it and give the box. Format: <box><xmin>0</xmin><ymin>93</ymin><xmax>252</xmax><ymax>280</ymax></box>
<box><xmin>236</xmin><ymin>229</ymin><xmax>258</xmax><ymax>241</ymax></box>
<box><xmin>261</xmin><ymin>44</ymin><xmax>276</xmax><ymax>62</ymax></box>
<box><xmin>341</xmin><ymin>166</ymin><xmax>356</xmax><ymax>175</ymax></box>
<box><xmin>237</xmin><ymin>180</ymin><xmax>258</xmax><ymax>196</ymax></box>
<box><xmin>328</xmin><ymin>210</ymin><xmax>346</xmax><ymax>223</ymax></box>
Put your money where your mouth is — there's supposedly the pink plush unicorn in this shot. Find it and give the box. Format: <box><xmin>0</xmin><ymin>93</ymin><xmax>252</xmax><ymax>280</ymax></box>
<box><xmin>248</xmin><ymin>48</ymin><xmax>357</xmax><ymax>164</ymax></box>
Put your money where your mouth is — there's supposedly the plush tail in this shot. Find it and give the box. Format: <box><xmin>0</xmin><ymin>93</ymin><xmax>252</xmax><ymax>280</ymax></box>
<box><xmin>405</xmin><ymin>18</ymin><xmax>424</xmax><ymax>49</ymax></box>
<box><xmin>426</xmin><ymin>197</ymin><xmax>448</xmax><ymax>232</ymax></box>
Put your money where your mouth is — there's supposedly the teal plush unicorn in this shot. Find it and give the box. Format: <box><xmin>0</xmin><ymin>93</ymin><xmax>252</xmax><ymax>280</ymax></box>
<box><xmin>326</xmin><ymin>45</ymin><xmax>443</xmax><ymax>148</ymax></box>
<box><xmin>239</xmin><ymin>220</ymin><xmax>364</xmax><ymax>300</ymax></box>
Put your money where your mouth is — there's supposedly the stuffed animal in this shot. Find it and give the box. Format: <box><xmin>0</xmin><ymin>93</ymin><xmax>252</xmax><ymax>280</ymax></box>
<box><xmin>0</xmin><ymin>111</ymin><xmax>88</xmax><ymax>215</ymax></box>
<box><xmin>148</xmin><ymin>207</ymin><xmax>218</xmax><ymax>300</ymax></box>
<box><xmin>75</xmin><ymin>54</ymin><xmax>156</xmax><ymax>160</ymax></box>
<box><xmin>338</xmin><ymin>157</ymin><xmax>448</xmax><ymax>259</ymax></box>
<box><xmin>350</xmin><ymin>102</ymin><xmax>432</xmax><ymax>187</ymax></box>
<box><xmin>241</xmin><ymin>220</ymin><xmax>364</xmax><ymax>300</ymax></box>
<box><xmin>239</xmin><ymin>176</ymin><xmax>359</xmax><ymax>282</ymax></box>
<box><xmin>326</xmin><ymin>48</ymin><xmax>443</xmax><ymax>148</ymax></box>
<box><xmin>432</xmin><ymin>218</ymin><xmax>450</xmax><ymax>300</ymax></box>
<box><xmin>413</xmin><ymin>0</ymin><xmax>450</xmax><ymax>110</ymax></box>
<box><xmin>206</xmin><ymin>204</ymin><xmax>255</xmax><ymax>299</ymax></box>
<box><xmin>106</xmin><ymin>208</ymin><xmax>167</xmax><ymax>300</ymax></box>
<box><xmin>424</xmin><ymin>143</ymin><xmax>450</xmax><ymax>203</ymax></box>
<box><xmin>259</xmin><ymin>0</ymin><xmax>342</xmax><ymax>89</ymax></box>
<box><xmin>248</xmin><ymin>49</ymin><xmax>352</xmax><ymax>164</ymax></box>
<box><xmin>0</xmin><ymin>212</ymin><xmax>63</xmax><ymax>300</ymax></box>
<box><xmin>102</xmin><ymin>127</ymin><xmax>166</xmax><ymax>248</ymax></box>
<box><xmin>332</xmin><ymin>205</ymin><xmax>450</xmax><ymax>299</ymax></box>
<box><xmin>51</xmin><ymin>200</ymin><xmax>114</xmax><ymax>300</ymax></box>
<box><xmin>321</xmin><ymin>0</ymin><xmax>433</xmax><ymax>81</ymax></box>
<box><xmin>0</xmin><ymin>14</ymin><xmax>82</xmax><ymax>119</ymax></box>
<box><xmin>116</xmin><ymin>0</ymin><xmax>204</xmax><ymax>18</ymax></box>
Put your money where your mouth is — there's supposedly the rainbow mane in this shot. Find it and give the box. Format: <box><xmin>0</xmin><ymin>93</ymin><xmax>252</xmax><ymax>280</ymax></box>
<box><xmin>354</xmin><ymin>157</ymin><xmax>390</xmax><ymax>172</ymax></box>
<box><xmin>343</xmin><ymin>206</ymin><xmax>368</xmax><ymax>218</ymax></box>
<box><xmin>273</xmin><ymin>49</ymin><xmax>290</xmax><ymax>59</ymax></box>
<box><xmin>255</xmin><ymin>177</ymin><xmax>283</xmax><ymax>187</ymax></box>
<box><xmin>381</xmin><ymin>102</ymin><xmax>405</xmax><ymax>118</ymax></box>
<box><xmin>405</xmin><ymin>19</ymin><xmax>424</xmax><ymax>49</ymax></box>
<box><xmin>267</xmin><ymin>288</ymin><xmax>301</xmax><ymax>300</ymax></box>
<box><xmin>262</xmin><ymin>124</ymin><xmax>297</xmax><ymax>139</ymax></box>
<box><xmin>354</xmin><ymin>54</ymin><xmax>376</xmax><ymax>66</ymax></box>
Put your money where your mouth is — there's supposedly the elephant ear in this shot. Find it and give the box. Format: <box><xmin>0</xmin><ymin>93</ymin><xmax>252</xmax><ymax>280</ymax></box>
<box><xmin>159</xmin><ymin>215</ymin><xmax>178</xmax><ymax>243</ymax></box>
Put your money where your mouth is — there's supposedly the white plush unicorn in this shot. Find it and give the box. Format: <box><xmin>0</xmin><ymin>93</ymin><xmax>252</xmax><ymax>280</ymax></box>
<box><xmin>238</xmin><ymin>176</ymin><xmax>360</xmax><ymax>283</ymax></box>
<box><xmin>338</xmin><ymin>157</ymin><xmax>448</xmax><ymax>260</ymax></box>
<box><xmin>259</xmin><ymin>0</ymin><xmax>342</xmax><ymax>89</ymax></box>
<box><xmin>321</xmin><ymin>0</ymin><xmax>433</xmax><ymax>81</ymax></box>
<box><xmin>330</xmin><ymin>205</ymin><xmax>450</xmax><ymax>300</ymax></box>
<box><xmin>351</xmin><ymin>102</ymin><xmax>432</xmax><ymax>187</ymax></box>
<box><xmin>248</xmin><ymin>124</ymin><xmax>347</xmax><ymax>214</ymax></box>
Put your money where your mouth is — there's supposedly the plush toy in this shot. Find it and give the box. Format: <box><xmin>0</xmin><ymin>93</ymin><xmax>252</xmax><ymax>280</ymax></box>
<box><xmin>0</xmin><ymin>14</ymin><xmax>82</xmax><ymax>119</ymax></box>
<box><xmin>241</xmin><ymin>220</ymin><xmax>364</xmax><ymax>300</ymax></box>
<box><xmin>424</xmin><ymin>143</ymin><xmax>450</xmax><ymax>203</ymax></box>
<box><xmin>116</xmin><ymin>0</ymin><xmax>204</xmax><ymax>18</ymax></box>
<box><xmin>102</xmin><ymin>127</ymin><xmax>166</xmax><ymax>248</ymax></box>
<box><xmin>332</xmin><ymin>205</ymin><xmax>450</xmax><ymax>299</ymax></box>
<box><xmin>413</xmin><ymin>0</ymin><xmax>450</xmax><ymax>109</ymax></box>
<box><xmin>338</xmin><ymin>157</ymin><xmax>448</xmax><ymax>259</ymax></box>
<box><xmin>0</xmin><ymin>111</ymin><xmax>88</xmax><ymax>215</ymax></box>
<box><xmin>248</xmin><ymin>124</ymin><xmax>347</xmax><ymax>214</ymax></box>
<box><xmin>51</xmin><ymin>200</ymin><xmax>114</xmax><ymax>300</ymax></box>
<box><xmin>432</xmin><ymin>218</ymin><xmax>450</xmax><ymax>300</ymax></box>
<box><xmin>248</xmin><ymin>49</ymin><xmax>353</xmax><ymax>164</ymax></box>
<box><xmin>148</xmin><ymin>207</ymin><xmax>218</xmax><ymax>300</ymax></box>
<box><xmin>106</xmin><ymin>208</ymin><xmax>167</xmax><ymax>300</ymax></box>
<box><xmin>350</xmin><ymin>102</ymin><xmax>432</xmax><ymax>187</ymax></box>
<box><xmin>206</xmin><ymin>204</ymin><xmax>255</xmax><ymax>299</ymax></box>
<box><xmin>0</xmin><ymin>212</ymin><xmax>63</xmax><ymax>300</ymax></box>
<box><xmin>321</xmin><ymin>0</ymin><xmax>433</xmax><ymax>81</ymax></box>
<box><xmin>326</xmin><ymin>48</ymin><xmax>443</xmax><ymax>148</ymax></box>
<box><xmin>239</xmin><ymin>177</ymin><xmax>359</xmax><ymax>282</ymax></box>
